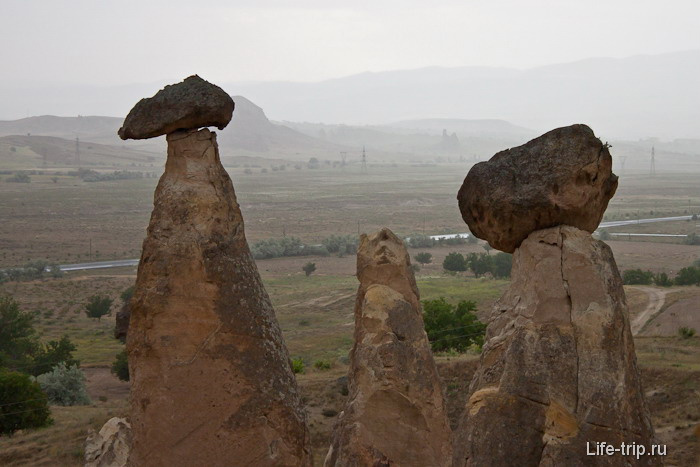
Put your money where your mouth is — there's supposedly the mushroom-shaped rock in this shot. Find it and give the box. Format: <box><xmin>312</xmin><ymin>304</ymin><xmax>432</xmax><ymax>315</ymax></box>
<box><xmin>457</xmin><ymin>124</ymin><xmax>618</xmax><ymax>253</ymax></box>
<box><xmin>324</xmin><ymin>228</ymin><xmax>452</xmax><ymax>467</ymax></box>
<box><xmin>118</xmin><ymin>75</ymin><xmax>234</xmax><ymax>140</ymax></box>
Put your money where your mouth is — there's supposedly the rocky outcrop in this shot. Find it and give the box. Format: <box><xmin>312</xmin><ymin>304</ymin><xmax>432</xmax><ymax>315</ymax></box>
<box><xmin>118</xmin><ymin>75</ymin><xmax>234</xmax><ymax>140</ymax></box>
<box><xmin>457</xmin><ymin>125</ymin><xmax>618</xmax><ymax>253</ymax></box>
<box><xmin>124</xmin><ymin>89</ymin><xmax>311</xmax><ymax>464</ymax></box>
<box><xmin>113</xmin><ymin>302</ymin><xmax>130</xmax><ymax>342</ymax></box>
<box><xmin>453</xmin><ymin>226</ymin><xmax>659</xmax><ymax>467</ymax></box>
<box><xmin>324</xmin><ymin>228</ymin><xmax>452</xmax><ymax>467</ymax></box>
<box><xmin>84</xmin><ymin>417</ymin><xmax>131</xmax><ymax>467</ymax></box>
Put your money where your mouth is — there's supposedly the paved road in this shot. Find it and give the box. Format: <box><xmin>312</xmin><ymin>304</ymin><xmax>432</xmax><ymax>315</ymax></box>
<box><xmin>59</xmin><ymin>259</ymin><xmax>139</xmax><ymax>272</ymax></box>
<box><xmin>46</xmin><ymin>214</ymin><xmax>695</xmax><ymax>272</ymax></box>
<box><xmin>429</xmin><ymin>215</ymin><xmax>695</xmax><ymax>241</ymax></box>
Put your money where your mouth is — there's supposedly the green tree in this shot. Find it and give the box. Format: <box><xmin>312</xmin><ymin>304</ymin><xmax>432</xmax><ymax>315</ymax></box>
<box><xmin>483</xmin><ymin>244</ymin><xmax>493</xmax><ymax>255</ymax></box>
<box><xmin>302</xmin><ymin>262</ymin><xmax>317</xmax><ymax>277</ymax></box>
<box><xmin>466</xmin><ymin>253</ymin><xmax>491</xmax><ymax>278</ymax></box>
<box><xmin>490</xmin><ymin>252</ymin><xmax>513</xmax><ymax>279</ymax></box>
<box><xmin>120</xmin><ymin>286</ymin><xmax>135</xmax><ymax>304</ymax></box>
<box><xmin>678</xmin><ymin>327</ymin><xmax>696</xmax><ymax>339</ymax></box>
<box><xmin>30</xmin><ymin>336</ymin><xmax>79</xmax><ymax>377</ymax></box>
<box><xmin>111</xmin><ymin>349</ymin><xmax>129</xmax><ymax>382</ymax></box>
<box><xmin>674</xmin><ymin>267</ymin><xmax>700</xmax><ymax>286</ymax></box>
<box><xmin>85</xmin><ymin>295</ymin><xmax>113</xmax><ymax>321</ymax></box>
<box><xmin>422</xmin><ymin>298</ymin><xmax>486</xmax><ymax>352</ymax></box>
<box><xmin>443</xmin><ymin>252</ymin><xmax>467</xmax><ymax>272</ymax></box>
<box><xmin>414</xmin><ymin>252</ymin><xmax>433</xmax><ymax>264</ymax></box>
<box><xmin>466</xmin><ymin>234</ymin><xmax>479</xmax><ymax>245</ymax></box>
<box><xmin>597</xmin><ymin>230</ymin><xmax>611</xmax><ymax>241</ymax></box>
<box><xmin>622</xmin><ymin>269</ymin><xmax>654</xmax><ymax>285</ymax></box>
<box><xmin>684</xmin><ymin>233</ymin><xmax>700</xmax><ymax>245</ymax></box>
<box><xmin>0</xmin><ymin>296</ymin><xmax>39</xmax><ymax>372</ymax></box>
<box><xmin>0</xmin><ymin>370</ymin><xmax>52</xmax><ymax>435</ymax></box>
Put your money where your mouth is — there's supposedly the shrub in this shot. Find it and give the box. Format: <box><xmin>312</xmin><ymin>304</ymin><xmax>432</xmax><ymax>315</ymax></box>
<box><xmin>443</xmin><ymin>252</ymin><xmax>467</xmax><ymax>272</ymax></box>
<box><xmin>407</xmin><ymin>235</ymin><xmax>436</xmax><ymax>249</ymax></box>
<box><xmin>36</xmin><ymin>363</ymin><xmax>90</xmax><ymax>406</ymax></box>
<box><xmin>302</xmin><ymin>262</ymin><xmax>316</xmax><ymax>277</ymax></box>
<box><xmin>5</xmin><ymin>172</ymin><xmax>30</xmax><ymax>183</ymax></box>
<box><xmin>423</xmin><ymin>298</ymin><xmax>486</xmax><ymax>352</ymax></box>
<box><xmin>0</xmin><ymin>369</ymin><xmax>52</xmax><ymax>435</ymax></box>
<box><xmin>653</xmin><ymin>272</ymin><xmax>673</xmax><ymax>287</ymax></box>
<box><xmin>678</xmin><ymin>327</ymin><xmax>696</xmax><ymax>339</ymax></box>
<box><xmin>438</xmin><ymin>236</ymin><xmax>466</xmax><ymax>246</ymax></box>
<box><xmin>414</xmin><ymin>252</ymin><xmax>432</xmax><ymax>264</ymax></box>
<box><xmin>85</xmin><ymin>295</ymin><xmax>113</xmax><ymax>321</ymax></box>
<box><xmin>322</xmin><ymin>235</ymin><xmax>358</xmax><ymax>255</ymax></box>
<box><xmin>674</xmin><ymin>267</ymin><xmax>700</xmax><ymax>286</ymax></box>
<box><xmin>685</xmin><ymin>233</ymin><xmax>700</xmax><ymax>245</ymax></box>
<box><xmin>622</xmin><ymin>269</ymin><xmax>654</xmax><ymax>285</ymax></box>
<box><xmin>111</xmin><ymin>350</ymin><xmax>129</xmax><ymax>382</ymax></box>
<box><xmin>314</xmin><ymin>360</ymin><xmax>332</xmax><ymax>371</ymax></box>
<box><xmin>291</xmin><ymin>357</ymin><xmax>305</xmax><ymax>374</ymax></box>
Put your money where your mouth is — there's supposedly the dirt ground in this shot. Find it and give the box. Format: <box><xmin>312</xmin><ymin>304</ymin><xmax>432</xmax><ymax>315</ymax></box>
<box><xmin>641</xmin><ymin>293</ymin><xmax>700</xmax><ymax>337</ymax></box>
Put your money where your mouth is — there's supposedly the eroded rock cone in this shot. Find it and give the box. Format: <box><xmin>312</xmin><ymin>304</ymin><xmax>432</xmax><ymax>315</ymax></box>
<box><xmin>453</xmin><ymin>226</ymin><xmax>659</xmax><ymax>467</ymax></box>
<box><xmin>127</xmin><ymin>128</ymin><xmax>311</xmax><ymax>466</ymax></box>
<box><xmin>118</xmin><ymin>75</ymin><xmax>234</xmax><ymax>140</ymax></box>
<box><xmin>324</xmin><ymin>228</ymin><xmax>452</xmax><ymax>467</ymax></box>
<box><xmin>457</xmin><ymin>124</ymin><xmax>618</xmax><ymax>253</ymax></box>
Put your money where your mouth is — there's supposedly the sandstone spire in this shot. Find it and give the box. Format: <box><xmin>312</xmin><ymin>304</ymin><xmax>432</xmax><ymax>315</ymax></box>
<box><xmin>324</xmin><ymin>228</ymin><xmax>452</xmax><ymax>467</ymax></box>
<box><xmin>453</xmin><ymin>125</ymin><xmax>658</xmax><ymax>466</ymax></box>
<box><xmin>121</xmin><ymin>77</ymin><xmax>311</xmax><ymax>466</ymax></box>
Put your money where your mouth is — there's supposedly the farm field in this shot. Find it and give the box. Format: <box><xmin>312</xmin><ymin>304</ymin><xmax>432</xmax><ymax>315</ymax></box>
<box><xmin>1</xmin><ymin>165</ymin><xmax>699</xmax><ymax>268</ymax></box>
<box><xmin>1</xmin><ymin>155</ymin><xmax>699</xmax><ymax>465</ymax></box>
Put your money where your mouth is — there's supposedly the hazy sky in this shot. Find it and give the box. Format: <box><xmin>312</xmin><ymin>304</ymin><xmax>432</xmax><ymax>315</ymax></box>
<box><xmin>2</xmin><ymin>0</ymin><xmax>699</xmax><ymax>86</ymax></box>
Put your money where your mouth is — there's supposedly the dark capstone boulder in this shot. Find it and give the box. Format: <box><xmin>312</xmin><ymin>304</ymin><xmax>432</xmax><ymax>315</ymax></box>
<box><xmin>118</xmin><ymin>75</ymin><xmax>234</xmax><ymax>140</ymax></box>
<box><xmin>457</xmin><ymin>124</ymin><xmax>618</xmax><ymax>253</ymax></box>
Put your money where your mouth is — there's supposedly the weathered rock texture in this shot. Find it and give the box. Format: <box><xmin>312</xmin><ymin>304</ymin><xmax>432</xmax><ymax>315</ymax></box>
<box><xmin>127</xmin><ymin>128</ymin><xmax>311</xmax><ymax>466</ymax></box>
<box><xmin>118</xmin><ymin>75</ymin><xmax>234</xmax><ymax>140</ymax></box>
<box><xmin>324</xmin><ymin>228</ymin><xmax>452</xmax><ymax>467</ymax></box>
<box><xmin>457</xmin><ymin>124</ymin><xmax>618</xmax><ymax>253</ymax></box>
<box><xmin>453</xmin><ymin>226</ymin><xmax>659</xmax><ymax>467</ymax></box>
<box><xmin>113</xmin><ymin>302</ymin><xmax>130</xmax><ymax>342</ymax></box>
<box><xmin>84</xmin><ymin>417</ymin><xmax>132</xmax><ymax>467</ymax></box>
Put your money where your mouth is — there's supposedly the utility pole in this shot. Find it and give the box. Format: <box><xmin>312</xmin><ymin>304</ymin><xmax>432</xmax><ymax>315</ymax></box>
<box><xmin>650</xmin><ymin>146</ymin><xmax>656</xmax><ymax>176</ymax></box>
<box><xmin>340</xmin><ymin>151</ymin><xmax>347</xmax><ymax>169</ymax></box>
<box><xmin>75</xmin><ymin>137</ymin><xmax>81</xmax><ymax>166</ymax></box>
<box><xmin>360</xmin><ymin>146</ymin><xmax>367</xmax><ymax>174</ymax></box>
<box><xmin>619</xmin><ymin>155</ymin><xmax>627</xmax><ymax>174</ymax></box>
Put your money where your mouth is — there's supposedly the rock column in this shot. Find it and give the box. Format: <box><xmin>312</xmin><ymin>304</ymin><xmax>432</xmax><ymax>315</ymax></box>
<box><xmin>121</xmin><ymin>77</ymin><xmax>312</xmax><ymax>467</ymax></box>
<box><xmin>325</xmin><ymin>228</ymin><xmax>452</xmax><ymax>467</ymax></box>
<box><xmin>453</xmin><ymin>125</ymin><xmax>659</xmax><ymax>467</ymax></box>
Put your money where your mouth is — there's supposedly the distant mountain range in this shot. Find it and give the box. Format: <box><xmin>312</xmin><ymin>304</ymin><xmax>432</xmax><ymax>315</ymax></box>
<box><xmin>1</xmin><ymin>50</ymin><xmax>697</xmax><ymax>140</ymax></box>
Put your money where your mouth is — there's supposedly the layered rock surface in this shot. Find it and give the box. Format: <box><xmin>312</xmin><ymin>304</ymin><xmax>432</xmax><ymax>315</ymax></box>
<box><xmin>84</xmin><ymin>417</ymin><xmax>131</xmax><ymax>467</ymax></box>
<box><xmin>118</xmin><ymin>75</ymin><xmax>234</xmax><ymax>140</ymax></box>
<box><xmin>453</xmin><ymin>226</ymin><xmax>658</xmax><ymax>467</ymax></box>
<box><xmin>126</xmin><ymin>128</ymin><xmax>311</xmax><ymax>466</ymax></box>
<box><xmin>324</xmin><ymin>228</ymin><xmax>452</xmax><ymax>467</ymax></box>
<box><xmin>457</xmin><ymin>124</ymin><xmax>618</xmax><ymax>253</ymax></box>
